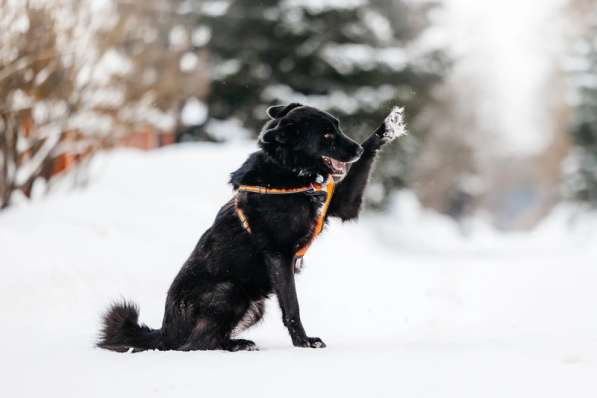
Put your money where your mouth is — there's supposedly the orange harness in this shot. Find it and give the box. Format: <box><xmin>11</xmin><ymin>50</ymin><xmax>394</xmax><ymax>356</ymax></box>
<box><xmin>234</xmin><ymin>175</ymin><xmax>335</xmax><ymax>258</ymax></box>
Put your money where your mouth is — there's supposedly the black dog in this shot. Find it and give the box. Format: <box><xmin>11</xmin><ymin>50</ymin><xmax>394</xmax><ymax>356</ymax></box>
<box><xmin>98</xmin><ymin>103</ymin><xmax>403</xmax><ymax>352</ymax></box>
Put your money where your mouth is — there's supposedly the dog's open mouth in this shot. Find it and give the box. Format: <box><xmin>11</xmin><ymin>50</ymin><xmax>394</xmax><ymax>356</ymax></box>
<box><xmin>322</xmin><ymin>156</ymin><xmax>348</xmax><ymax>178</ymax></box>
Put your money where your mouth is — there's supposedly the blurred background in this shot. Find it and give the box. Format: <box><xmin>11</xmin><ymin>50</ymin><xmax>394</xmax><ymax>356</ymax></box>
<box><xmin>3</xmin><ymin>1</ymin><xmax>597</xmax><ymax>396</ymax></box>
<box><xmin>2</xmin><ymin>0</ymin><xmax>596</xmax><ymax>230</ymax></box>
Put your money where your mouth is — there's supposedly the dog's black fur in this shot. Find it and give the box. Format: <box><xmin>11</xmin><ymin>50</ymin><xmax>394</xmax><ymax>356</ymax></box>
<box><xmin>98</xmin><ymin>103</ymin><xmax>395</xmax><ymax>352</ymax></box>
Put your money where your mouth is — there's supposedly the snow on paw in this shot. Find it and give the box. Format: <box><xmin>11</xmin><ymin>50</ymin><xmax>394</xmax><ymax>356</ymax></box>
<box><xmin>306</xmin><ymin>337</ymin><xmax>326</xmax><ymax>348</ymax></box>
<box><xmin>381</xmin><ymin>106</ymin><xmax>407</xmax><ymax>143</ymax></box>
<box><xmin>293</xmin><ymin>336</ymin><xmax>326</xmax><ymax>348</ymax></box>
<box><xmin>309</xmin><ymin>338</ymin><xmax>326</xmax><ymax>348</ymax></box>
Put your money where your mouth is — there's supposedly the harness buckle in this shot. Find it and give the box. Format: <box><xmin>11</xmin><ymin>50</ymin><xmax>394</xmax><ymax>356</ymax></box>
<box><xmin>304</xmin><ymin>183</ymin><xmax>327</xmax><ymax>197</ymax></box>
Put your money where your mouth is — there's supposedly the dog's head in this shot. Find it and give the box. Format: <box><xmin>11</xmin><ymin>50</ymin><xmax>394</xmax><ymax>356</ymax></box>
<box><xmin>258</xmin><ymin>103</ymin><xmax>363</xmax><ymax>180</ymax></box>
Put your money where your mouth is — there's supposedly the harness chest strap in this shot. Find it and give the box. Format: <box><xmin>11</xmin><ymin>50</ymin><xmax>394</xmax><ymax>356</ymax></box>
<box><xmin>234</xmin><ymin>175</ymin><xmax>335</xmax><ymax>258</ymax></box>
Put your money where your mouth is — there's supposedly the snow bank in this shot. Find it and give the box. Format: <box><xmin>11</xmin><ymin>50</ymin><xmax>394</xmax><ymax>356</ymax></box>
<box><xmin>1</xmin><ymin>143</ymin><xmax>596</xmax><ymax>397</ymax></box>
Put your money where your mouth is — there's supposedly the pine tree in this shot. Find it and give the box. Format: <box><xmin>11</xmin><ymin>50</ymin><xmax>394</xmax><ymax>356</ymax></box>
<box><xmin>195</xmin><ymin>0</ymin><xmax>446</xmax><ymax>200</ymax></box>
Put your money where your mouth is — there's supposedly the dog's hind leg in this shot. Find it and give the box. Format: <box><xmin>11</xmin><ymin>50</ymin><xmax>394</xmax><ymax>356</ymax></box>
<box><xmin>232</xmin><ymin>299</ymin><xmax>265</xmax><ymax>335</ymax></box>
<box><xmin>178</xmin><ymin>318</ymin><xmax>227</xmax><ymax>351</ymax></box>
<box><xmin>222</xmin><ymin>338</ymin><xmax>259</xmax><ymax>352</ymax></box>
<box><xmin>178</xmin><ymin>282</ymin><xmax>259</xmax><ymax>351</ymax></box>
<box><xmin>178</xmin><ymin>318</ymin><xmax>259</xmax><ymax>351</ymax></box>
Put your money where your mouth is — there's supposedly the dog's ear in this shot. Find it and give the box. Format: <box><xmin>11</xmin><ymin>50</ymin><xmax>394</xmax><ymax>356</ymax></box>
<box><xmin>259</xmin><ymin>126</ymin><xmax>288</xmax><ymax>144</ymax></box>
<box><xmin>266</xmin><ymin>103</ymin><xmax>302</xmax><ymax>119</ymax></box>
<box><xmin>259</xmin><ymin>120</ymin><xmax>295</xmax><ymax>144</ymax></box>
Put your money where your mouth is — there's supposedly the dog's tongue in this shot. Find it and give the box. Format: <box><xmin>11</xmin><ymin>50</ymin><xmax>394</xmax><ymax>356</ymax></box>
<box><xmin>330</xmin><ymin>158</ymin><xmax>346</xmax><ymax>174</ymax></box>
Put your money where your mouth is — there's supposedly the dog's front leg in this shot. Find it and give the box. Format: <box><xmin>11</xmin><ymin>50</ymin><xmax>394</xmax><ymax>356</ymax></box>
<box><xmin>328</xmin><ymin>138</ymin><xmax>380</xmax><ymax>221</ymax></box>
<box><xmin>329</xmin><ymin>107</ymin><xmax>406</xmax><ymax>221</ymax></box>
<box><xmin>264</xmin><ymin>252</ymin><xmax>326</xmax><ymax>348</ymax></box>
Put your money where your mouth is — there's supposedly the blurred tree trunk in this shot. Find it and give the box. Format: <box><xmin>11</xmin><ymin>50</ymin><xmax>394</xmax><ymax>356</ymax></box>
<box><xmin>0</xmin><ymin>114</ymin><xmax>16</xmax><ymax>208</ymax></box>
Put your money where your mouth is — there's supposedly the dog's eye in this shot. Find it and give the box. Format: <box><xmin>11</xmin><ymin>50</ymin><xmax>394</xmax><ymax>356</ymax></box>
<box><xmin>323</xmin><ymin>133</ymin><xmax>334</xmax><ymax>140</ymax></box>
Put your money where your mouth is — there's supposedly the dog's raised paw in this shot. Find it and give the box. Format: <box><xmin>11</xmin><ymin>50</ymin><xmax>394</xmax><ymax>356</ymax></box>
<box><xmin>381</xmin><ymin>106</ymin><xmax>407</xmax><ymax>143</ymax></box>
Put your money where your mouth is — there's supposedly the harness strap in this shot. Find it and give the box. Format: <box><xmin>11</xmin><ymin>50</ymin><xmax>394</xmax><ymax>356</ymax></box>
<box><xmin>237</xmin><ymin>184</ymin><xmax>317</xmax><ymax>194</ymax></box>
<box><xmin>234</xmin><ymin>196</ymin><xmax>252</xmax><ymax>233</ymax></box>
<box><xmin>294</xmin><ymin>176</ymin><xmax>334</xmax><ymax>257</ymax></box>
<box><xmin>234</xmin><ymin>175</ymin><xmax>335</xmax><ymax>258</ymax></box>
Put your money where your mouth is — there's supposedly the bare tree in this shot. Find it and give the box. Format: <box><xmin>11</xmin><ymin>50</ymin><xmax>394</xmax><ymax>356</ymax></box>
<box><xmin>0</xmin><ymin>0</ymin><xmax>208</xmax><ymax>209</ymax></box>
<box><xmin>0</xmin><ymin>3</ymin><xmax>78</xmax><ymax>207</ymax></box>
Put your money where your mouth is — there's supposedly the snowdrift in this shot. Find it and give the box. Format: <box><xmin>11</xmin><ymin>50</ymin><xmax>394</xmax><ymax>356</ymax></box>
<box><xmin>1</xmin><ymin>143</ymin><xmax>596</xmax><ymax>397</ymax></box>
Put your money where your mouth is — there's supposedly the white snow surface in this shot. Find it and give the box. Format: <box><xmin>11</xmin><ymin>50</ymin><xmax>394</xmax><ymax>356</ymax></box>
<box><xmin>1</xmin><ymin>143</ymin><xmax>597</xmax><ymax>397</ymax></box>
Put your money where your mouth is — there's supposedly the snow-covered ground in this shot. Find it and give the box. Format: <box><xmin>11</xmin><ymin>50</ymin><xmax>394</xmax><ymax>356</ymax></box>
<box><xmin>1</xmin><ymin>143</ymin><xmax>596</xmax><ymax>397</ymax></box>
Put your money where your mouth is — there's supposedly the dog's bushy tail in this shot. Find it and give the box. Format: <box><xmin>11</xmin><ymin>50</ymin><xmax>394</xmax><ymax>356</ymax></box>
<box><xmin>97</xmin><ymin>301</ymin><xmax>162</xmax><ymax>352</ymax></box>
